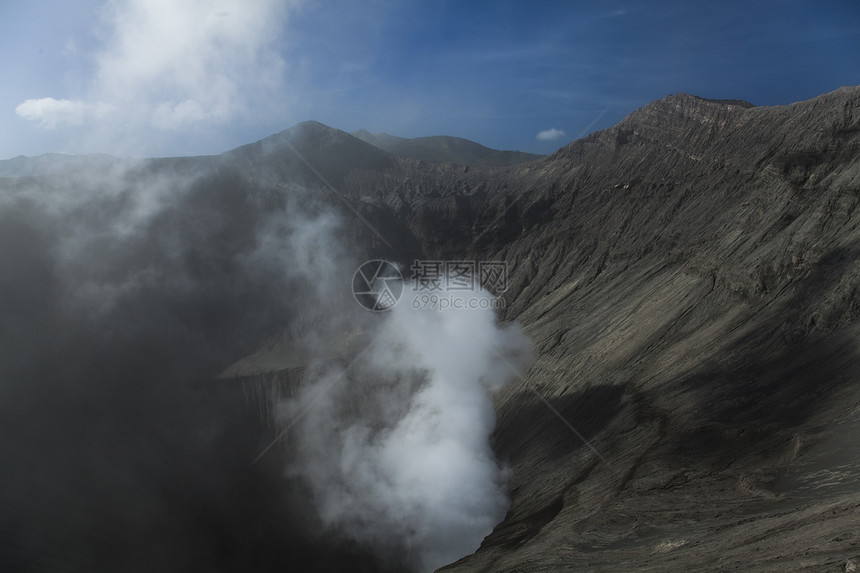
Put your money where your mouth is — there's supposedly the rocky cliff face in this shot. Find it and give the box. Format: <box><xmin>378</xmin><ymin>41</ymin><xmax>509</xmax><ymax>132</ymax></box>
<box><xmin>349</xmin><ymin>87</ymin><xmax>860</xmax><ymax>572</ymax></box>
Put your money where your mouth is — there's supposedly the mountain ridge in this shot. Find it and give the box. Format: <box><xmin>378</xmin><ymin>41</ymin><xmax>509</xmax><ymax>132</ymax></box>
<box><xmin>281</xmin><ymin>84</ymin><xmax>860</xmax><ymax>570</ymax></box>
<box><xmin>351</xmin><ymin>129</ymin><xmax>544</xmax><ymax>166</ymax></box>
<box><xmin>2</xmin><ymin>85</ymin><xmax>859</xmax><ymax>572</ymax></box>
<box><xmin>209</xmin><ymin>85</ymin><xmax>860</xmax><ymax>571</ymax></box>
<box><xmin>0</xmin><ymin>121</ymin><xmax>542</xmax><ymax>176</ymax></box>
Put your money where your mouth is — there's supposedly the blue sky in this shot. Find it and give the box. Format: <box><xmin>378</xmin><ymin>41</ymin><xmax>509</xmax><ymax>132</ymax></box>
<box><xmin>2</xmin><ymin>0</ymin><xmax>859</xmax><ymax>159</ymax></box>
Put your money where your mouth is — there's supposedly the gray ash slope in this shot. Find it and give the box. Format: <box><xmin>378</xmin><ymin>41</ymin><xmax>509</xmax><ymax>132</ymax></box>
<box><xmin>210</xmin><ymin>87</ymin><xmax>860</xmax><ymax>570</ymax></box>
<box><xmin>340</xmin><ymin>87</ymin><xmax>860</xmax><ymax>571</ymax></box>
<box><xmin>2</xmin><ymin>86</ymin><xmax>860</xmax><ymax>572</ymax></box>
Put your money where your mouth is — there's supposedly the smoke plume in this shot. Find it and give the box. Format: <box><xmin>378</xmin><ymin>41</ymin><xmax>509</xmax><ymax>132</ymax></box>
<box><xmin>0</xmin><ymin>159</ymin><xmax>363</xmax><ymax>571</ymax></box>
<box><xmin>0</xmin><ymin>152</ymin><xmax>533</xmax><ymax>572</ymax></box>
<box><xmin>286</xmin><ymin>286</ymin><xmax>532</xmax><ymax>572</ymax></box>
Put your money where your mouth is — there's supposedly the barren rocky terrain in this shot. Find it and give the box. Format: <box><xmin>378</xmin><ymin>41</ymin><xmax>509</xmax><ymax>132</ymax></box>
<box><xmin>329</xmin><ymin>87</ymin><xmax>860</xmax><ymax>571</ymax></box>
<box><xmin>2</xmin><ymin>86</ymin><xmax>859</xmax><ymax>572</ymax></box>
<box><xmin>432</xmin><ymin>88</ymin><xmax>860</xmax><ymax>572</ymax></box>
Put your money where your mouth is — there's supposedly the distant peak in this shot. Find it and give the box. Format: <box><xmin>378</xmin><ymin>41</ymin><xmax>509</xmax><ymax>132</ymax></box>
<box><xmin>264</xmin><ymin>120</ymin><xmax>353</xmax><ymax>143</ymax></box>
<box><xmin>288</xmin><ymin>120</ymin><xmax>338</xmax><ymax>133</ymax></box>
<box><xmin>295</xmin><ymin>119</ymin><xmax>327</xmax><ymax>128</ymax></box>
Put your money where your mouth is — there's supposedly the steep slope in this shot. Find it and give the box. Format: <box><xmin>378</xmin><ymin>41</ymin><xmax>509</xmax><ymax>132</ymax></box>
<box><xmin>360</xmin><ymin>87</ymin><xmax>860</xmax><ymax>572</ymax></box>
<box><xmin>204</xmin><ymin>90</ymin><xmax>860</xmax><ymax>570</ymax></box>
<box><xmin>352</xmin><ymin>130</ymin><xmax>542</xmax><ymax>167</ymax></box>
<box><xmin>4</xmin><ymin>88</ymin><xmax>859</xmax><ymax>572</ymax></box>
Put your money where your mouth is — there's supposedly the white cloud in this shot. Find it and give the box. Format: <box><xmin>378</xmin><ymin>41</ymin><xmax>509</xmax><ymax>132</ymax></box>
<box><xmin>536</xmin><ymin>127</ymin><xmax>566</xmax><ymax>141</ymax></box>
<box><xmin>15</xmin><ymin>0</ymin><xmax>294</xmax><ymax>147</ymax></box>
<box><xmin>15</xmin><ymin>98</ymin><xmax>89</xmax><ymax>129</ymax></box>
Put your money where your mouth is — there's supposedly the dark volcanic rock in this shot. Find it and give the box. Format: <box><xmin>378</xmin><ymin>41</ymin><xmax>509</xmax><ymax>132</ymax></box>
<box><xmin>336</xmin><ymin>87</ymin><xmax>860</xmax><ymax>571</ymax></box>
<box><xmin>219</xmin><ymin>89</ymin><xmax>860</xmax><ymax>570</ymax></box>
<box><xmin>203</xmin><ymin>87</ymin><xmax>860</xmax><ymax>571</ymax></box>
<box><xmin>3</xmin><ymin>86</ymin><xmax>860</xmax><ymax>572</ymax></box>
<box><xmin>425</xmin><ymin>87</ymin><xmax>860</xmax><ymax>572</ymax></box>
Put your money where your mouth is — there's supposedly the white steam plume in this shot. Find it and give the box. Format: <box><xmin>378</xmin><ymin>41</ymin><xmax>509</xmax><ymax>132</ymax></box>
<box><xmin>285</xmin><ymin>287</ymin><xmax>533</xmax><ymax>572</ymax></box>
<box><xmin>14</xmin><ymin>0</ymin><xmax>293</xmax><ymax>154</ymax></box>
<box><xmin>0</xmin><ymin>142</ymin><xmax>534</xmax><ymax>570</ymax></box>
